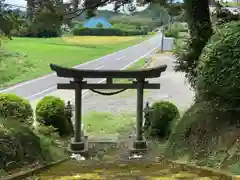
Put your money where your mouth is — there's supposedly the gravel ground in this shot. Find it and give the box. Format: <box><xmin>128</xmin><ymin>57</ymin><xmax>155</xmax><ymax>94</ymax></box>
<box><xmin>31</xmin><ymin>53</ymin><xmax>195</xmax><ymax>115</ymax></box>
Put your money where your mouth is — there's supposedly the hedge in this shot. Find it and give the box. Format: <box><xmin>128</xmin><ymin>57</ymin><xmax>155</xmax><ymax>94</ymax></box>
<box><xmin>11</xmin><ymin>26</ymin><xmax>61</xmax><ymax>38</ymax></box>
<box><xmin>196</xmin><ymin>21</ymin><xmax>240</xmax><ymax>109</ymax></box>
<box><xmin>0</xmin><ymin>93</ymin><xmax>33</xmax><ymax>124</ymax></box>
<box><xmin>72</xmin><ymin>27</ymin><xmax>147</xmax><ymax>36</ymax></box>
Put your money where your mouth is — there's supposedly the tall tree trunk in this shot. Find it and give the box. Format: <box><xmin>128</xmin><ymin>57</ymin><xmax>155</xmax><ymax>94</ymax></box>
<box><xmin>185</xmin><ymin>0</ymin><xmax>213</xmax><ymax>53</ymax></box>
<box><xmin>183</xmin><ymin>0</ymin><xmax>213</xmax><ymax>83</ymax></box>
<box><xmin>26</xmin><ymin>0</ymin><xmax>34</xmax><ymax>24</ymax></box>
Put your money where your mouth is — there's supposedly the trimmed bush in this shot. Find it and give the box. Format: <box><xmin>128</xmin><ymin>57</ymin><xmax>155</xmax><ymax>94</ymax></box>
<box><xmin>164</xmin><ymin>27</ymin><xmax>179</xmax><ymax>38</ymax></box>
<box><xmin>0</xmin><ymin>93</ymin><xmax>33</xmax><ymax>124</ymax></box>
<box><xmin>11</xmin><ymin>24</ymin><xmax>61</xmax><ymax>38</ymax></box>
<box><xmin>72</xmin><ymin>27</ymin><xmax>147</xmax><ymax>36</ymax></box>
<box><xmin>196</xmin><ymin>21</ymin><xmax>240</xmax><ymax>109</ymax></box>
<box><xmin>147</xmin><ymin>101</ymin><xmax>180</xmax><ymax>139</ymax></box>
<box><xmin>35</xmin><ymin>96</ymin><xmax>73</xmax><ymax>137</ymax></box>
<box><xmin>113</xmin><ymin>23</ymin><xmax>137</xmax><ymax>30</ymax></box>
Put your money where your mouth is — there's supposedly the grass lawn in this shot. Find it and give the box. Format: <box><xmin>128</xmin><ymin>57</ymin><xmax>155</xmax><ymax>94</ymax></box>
<box><xmin>0</xmin><ymin>35</ymin><xmax>150</xmax><ymax>88</ymax></box>
<box><xmin>83</xmin><ymin>111</ymin><xmax>135</xmax><ymax>136</ymax></box>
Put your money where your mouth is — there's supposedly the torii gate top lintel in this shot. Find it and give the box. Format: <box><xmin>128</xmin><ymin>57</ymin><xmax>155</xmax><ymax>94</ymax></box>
<box><xmin>50</xmin><ymin>63</ymin><xmax>167</xmax><ymax>79</ymax></box>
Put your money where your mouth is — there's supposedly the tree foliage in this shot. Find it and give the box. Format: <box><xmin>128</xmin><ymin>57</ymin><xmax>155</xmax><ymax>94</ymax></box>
<box><xmin>0</xmin><ymin>0</ymin><xmax>183</xmax><ymax>37</ymax></box>
<box><xmin>29</xmin><ymin>0</ymin><xmax>66</xmax><ymax>36</ymax></box>
<box><xmin>0</xmin><ymin>0</ymin><xmax>21</xmax><ymax>38</ymax></box>
<box><xmin>196</xmin><ymin>21</ymin><xmax>240</xmax><ymax>110</ymax></box>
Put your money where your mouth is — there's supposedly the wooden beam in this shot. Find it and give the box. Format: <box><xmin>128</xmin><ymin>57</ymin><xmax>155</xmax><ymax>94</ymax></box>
<box><xmin>50</xmin><ymin>63</ymin><xmax>167</xmax><ymax>79</ymax></box>
<box><xmin>57</xmin><ymin>83</ymin><xmax>160</xmax><ymax>90</ymax></box>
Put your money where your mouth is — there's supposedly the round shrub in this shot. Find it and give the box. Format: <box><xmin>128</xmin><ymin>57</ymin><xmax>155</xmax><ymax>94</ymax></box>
<box><xmin>196</xmin><ymin>21</ymin><xmax>240</xmax><ymax>109</ymax></box>
<box><xmin>35</xmin><ymin>96</ymin><xmax>72</xmax><ymax>137</ymax></box>
<box><xmin>148</xmin><ymin>101</ymin><xmax>180</xmax><ymax>139</ymax></box>
<box><xmin>0</xmin><ymin>93</ymin><xmax>33</xmax><ymax>123</ymax></box>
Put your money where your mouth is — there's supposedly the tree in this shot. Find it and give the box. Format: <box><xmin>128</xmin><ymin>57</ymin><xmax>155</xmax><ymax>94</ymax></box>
<box><xmin>26</xmin><ymin>0</ymin><xmax>34</xmax><ymax>23</ymax></box>
<box><xmin>175</xmin><ymin>0</ymin><xmax>213</xmax><ymax>88</ymax></box>
<box><xmin>0</xmin><ymin>0</ymin><xmax>20</xmax><ymax>38</ymax></box>
<box><xmin>25</xmin><ymin>0</ymin><xmax>68</xmax><ymax>37</ymax></box>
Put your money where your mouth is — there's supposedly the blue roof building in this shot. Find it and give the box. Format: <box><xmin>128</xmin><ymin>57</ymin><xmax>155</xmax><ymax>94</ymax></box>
<box><xmin>83</xmin><ymin>17</ymin><xmax>112</xmax><ymax>28</ymax></box>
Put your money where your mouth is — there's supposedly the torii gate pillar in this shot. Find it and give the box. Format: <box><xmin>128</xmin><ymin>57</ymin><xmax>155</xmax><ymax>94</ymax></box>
<box><xmin>69</xmin><ymin>79</ymin><xmax>86</xmax><ymax>154</ymax></box>
<box><xmin>131</xmin><ymin>79</ymin><xmax>147</xmax><ymax>152</ymax></box>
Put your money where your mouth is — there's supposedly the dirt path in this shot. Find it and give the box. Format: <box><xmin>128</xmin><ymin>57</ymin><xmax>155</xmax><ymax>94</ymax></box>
<box><xmin>31</xmin><ymin>53</ymin><xmax>194</xmax><ymax>115</ymax></box>
<box><xmin>29</xmin><ymin>160</ymin><xmax>229</xmax><ymax>180</ymax></box>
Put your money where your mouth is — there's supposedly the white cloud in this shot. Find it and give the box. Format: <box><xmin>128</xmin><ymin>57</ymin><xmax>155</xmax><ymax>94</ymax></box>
<box><xmin>5</xmin><ymin>0</ymin><xmax>26</xmax><ymax>6</ymax></box>
<box><xmin>5</xmin><ymin>0</ymin><xmax>114</xmax><ymax>9</ymax></box>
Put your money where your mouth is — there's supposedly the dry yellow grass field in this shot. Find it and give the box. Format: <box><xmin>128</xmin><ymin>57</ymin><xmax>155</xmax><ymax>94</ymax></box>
<box><xmin>63</xmin><ymin>36</ymin><xmax>142</xmax><ymax>44</ymax></box>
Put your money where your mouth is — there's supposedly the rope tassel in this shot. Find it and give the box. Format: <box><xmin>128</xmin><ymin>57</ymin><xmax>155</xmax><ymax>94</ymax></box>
<box><xmin>89</xmin><ymin>89</ymin><xmax>127</xmax><ymax>96</ymax></box>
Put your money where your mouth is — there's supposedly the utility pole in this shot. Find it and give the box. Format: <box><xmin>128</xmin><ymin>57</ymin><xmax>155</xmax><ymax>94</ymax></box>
<box><xmin>161</xmin><ymin>26</ymin><xmax>165</xmax><ymax>52</ymax></box>
<box><xmin>160</xmin><ymin>13</ymin><xmax>165</xmax><ymax>52</ymax></box>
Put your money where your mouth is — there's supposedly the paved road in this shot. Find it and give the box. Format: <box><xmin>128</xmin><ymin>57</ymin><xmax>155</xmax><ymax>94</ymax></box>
<box><xmin>0</xmin><ymin>33</ymin><xmax>163</xmax><ymax>101</ymax></box>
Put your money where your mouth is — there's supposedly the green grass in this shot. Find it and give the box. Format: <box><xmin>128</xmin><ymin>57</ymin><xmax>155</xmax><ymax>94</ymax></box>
<box><xmin>0</xmin><ymin>36</ymin><xmax>150</xmax><ymax>88</ymax></box>
<box><xmin>127</xmin><ymin>58</ymin><xmax>146</xmax><ymax>70</ymax></box>
<box><xmin>83</xmin><ymin>111</ymin><xmax>135</xmax><ymax>136</ymax></box>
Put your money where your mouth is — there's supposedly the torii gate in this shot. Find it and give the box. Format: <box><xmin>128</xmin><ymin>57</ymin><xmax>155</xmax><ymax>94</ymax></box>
<box><xmin>50</xmin><ymin>63</ymin><xmax>167</xmax><ymax>155</ymax></box>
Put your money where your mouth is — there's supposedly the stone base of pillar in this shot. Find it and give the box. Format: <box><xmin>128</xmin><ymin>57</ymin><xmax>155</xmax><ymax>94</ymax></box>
<box><xmin>69</xmin><ymin>136</ymin><xmax>88</xmax><ymax>157</ymax></box>
<box><xmin>130</xmin><ymin>139</ymin><xmax>148</xmax><ymax>154</ymax></box>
